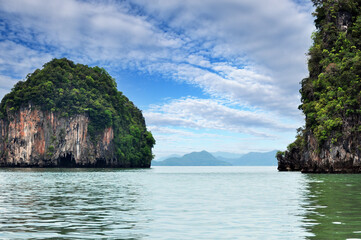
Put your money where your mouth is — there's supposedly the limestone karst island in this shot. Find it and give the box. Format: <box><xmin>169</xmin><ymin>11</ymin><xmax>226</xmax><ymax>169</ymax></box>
<box><xmin>0</xmin><ymin>58</ymin><xmax>155</xmax><ymax>168</ymax></box>
<box><xmin>277</xmin><ymin>0</ymin><xmax>361</xmax><ymax>173</ymax></box>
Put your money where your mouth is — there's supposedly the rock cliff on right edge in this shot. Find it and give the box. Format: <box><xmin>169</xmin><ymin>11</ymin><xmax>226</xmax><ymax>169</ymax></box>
<box><xmin>277</xmin><ymin>0</ymin><xmax>361</xmax><ymax>173</ymax></box>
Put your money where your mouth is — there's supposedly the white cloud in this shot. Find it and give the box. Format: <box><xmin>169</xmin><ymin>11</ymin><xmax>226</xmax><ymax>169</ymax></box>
<box><xmin>131</xmin><ymin>0</ymin><xmax>314</xmax><ymax>113</ymax></box>
<box><xmin>141</xmin><ymin>61</ymin><xmax>301</xmax><ymax>116</ymax></box>
<box><xmin>0</xmin><ymin>0</ymin><xmax>314</xmax><ymax>154</ymax></box>
<box><xmin>149</xmin><ymin>124</ymin><xmax>288</xmax><ymax>159</ymax></box>
<box><xmin>0</xmin><ymin>41</ymin><xmax>53</xmax><ymax>98</ymax></box>
<box><xmin>0</xmin><ymin>0</ymin><xmax>182</xmax><ymax>64</ymax></box>
<box><xmin>0</xmin><ymin>75</ymin><xmax>19</xmax><ymax>89</ymax></box>
<box><xmin>0</xmin><ymin>41</ymin><xmax>52</xmax><ymax>77</ymax></box>
<box><xmin>0</xmin><ymin>0</ymin><xmax>314</xmax><ymax>118</ymax></box>
<box><xmin>144</xmin><ymin>97</ymin><xmax>298</xmax><ymax>136</ymax></box>
<box><xmin>148</xmin><ymin>126</ymin><xmax>225</xmax><ymax>140</ymax></box>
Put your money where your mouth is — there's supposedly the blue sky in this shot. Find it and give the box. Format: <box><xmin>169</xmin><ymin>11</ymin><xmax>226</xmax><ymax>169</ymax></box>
<box><xmin>0</xmin><ymin>0</ymin><xmax>315</xmax><ymax>159</ymax></box>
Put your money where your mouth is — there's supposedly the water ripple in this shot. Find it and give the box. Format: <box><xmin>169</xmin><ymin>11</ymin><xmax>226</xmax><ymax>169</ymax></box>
<box><xmin>0</xmin><ymin>167</ymin><xmax>360</xmax><ymax>239</ymax></box>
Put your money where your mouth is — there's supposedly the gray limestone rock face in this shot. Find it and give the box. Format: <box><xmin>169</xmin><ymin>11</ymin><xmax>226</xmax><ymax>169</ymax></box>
<box><xmin>278</xmin><ymin>130</ymin><xmax>361</xmax><ymax>173</ymax></box>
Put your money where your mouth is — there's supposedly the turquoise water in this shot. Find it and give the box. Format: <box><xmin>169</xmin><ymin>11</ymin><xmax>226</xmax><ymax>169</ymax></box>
<box><xmin>0</xmin><ymin>166</ymin><xmax>360</xmax><ymax>239</ymax></box>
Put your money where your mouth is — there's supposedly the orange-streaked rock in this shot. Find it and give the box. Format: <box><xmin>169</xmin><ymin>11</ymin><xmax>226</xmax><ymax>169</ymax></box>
<box><xmin>0</xmin><ymin>104</ymin><xmax>116</xmax><ymax>167</ymax></box>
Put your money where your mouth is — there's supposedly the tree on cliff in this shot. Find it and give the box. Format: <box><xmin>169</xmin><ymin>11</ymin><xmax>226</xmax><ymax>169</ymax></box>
<box><xmin>0</xmin><ymin>58</ymin><xmax>155</xmax><ymax>167</ymax></box>
<box><xmin>278</xmin><ymin>0</ymin><xmax>361</xmax><ymax>172</ymax></box>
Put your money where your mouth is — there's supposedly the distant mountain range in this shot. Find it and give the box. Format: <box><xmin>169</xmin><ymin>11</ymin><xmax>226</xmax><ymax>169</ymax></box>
<box><xmin>152</xmin><ymin>151</ymin><xmax>231</xmax><ymax>166</ymax></box>
<box><xmin>152</xmin><ymin>150</ymin><xmax>278</xmax><ymax>166</ymax></box>
<box><xmin>155</xmin><ymin>154</ymin><xmax>182</xmax><ymax>162</ymax></box>
<box><xmin>210</xmin><ymin>152</ymin><xmax>244</xmax><ymax>159</ymax></box>
<box><xmin>223</xmin><ymin>150</ymin><xmax>278</xmax><ymax>166</ymax></box>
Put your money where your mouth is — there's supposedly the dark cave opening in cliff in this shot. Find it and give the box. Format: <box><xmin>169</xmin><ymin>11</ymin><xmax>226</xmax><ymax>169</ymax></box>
<box><xmin>58</xmin><ymin>153</ymin><xmax>76</xmax><ymax>167</ymax></box>
<box><xmin>95</xmin><ymin>159</ymin><xmax>107</xmax><ymax>167</ymax></box>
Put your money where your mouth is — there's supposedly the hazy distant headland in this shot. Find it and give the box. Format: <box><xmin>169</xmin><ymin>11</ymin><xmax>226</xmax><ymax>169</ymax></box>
<box><xmin>152</xmin><ymin>150</ymin><xmax>278</xmax><ymax>166</ymax></box>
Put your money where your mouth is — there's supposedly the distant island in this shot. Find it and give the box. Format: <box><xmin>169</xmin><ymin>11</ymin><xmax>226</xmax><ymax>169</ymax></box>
<box><xmin>152</xmin><ymin>150</ymin><xmax>278</xmax><ymax>166</ymax></box>
<box><xmin>277</xmin><ymin>0</ymin><xmax>361</xmax><ymax>173</ymax></box>
<box><xmin>0</xmin><ymin>58</ymin><xmax>155</xmax><ymax>168</ymax></box>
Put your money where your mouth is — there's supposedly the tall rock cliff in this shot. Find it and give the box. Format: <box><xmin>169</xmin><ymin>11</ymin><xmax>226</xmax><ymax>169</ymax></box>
<box><xmin>0</xmin><ymin>58</ymin><xmax>155</xmax><ymax>167</ymax></box>
<box><xmin>277</xmin><ymin>0</ymin><xmax>361</xmax><ymax>173</ymax></box>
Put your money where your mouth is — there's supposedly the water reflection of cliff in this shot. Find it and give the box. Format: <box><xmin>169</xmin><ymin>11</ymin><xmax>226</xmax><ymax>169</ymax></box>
<box><xmin>302</xmin><ymin>174</ymin><xmax>361</xmax><ymax>240</ymax></box>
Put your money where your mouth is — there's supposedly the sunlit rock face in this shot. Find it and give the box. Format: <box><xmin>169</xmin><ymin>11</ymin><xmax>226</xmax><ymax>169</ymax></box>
<box><xmin>0</xmin><ymin>104</ymin><xmax>117</xmax><ymax>167</ymax></box>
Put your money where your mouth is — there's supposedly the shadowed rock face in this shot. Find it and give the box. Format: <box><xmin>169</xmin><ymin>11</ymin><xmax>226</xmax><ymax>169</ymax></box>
<box><xmin>0</xmin><ymin>104</ymin><xmax>119</xmax><ymax>167</ymax></box>
<box><xmin>337</xmin><ymin>11</ymin><xmax>352</xmax><ymax>31</ymax></box>
<box><xmin>278</xmin><ymin>129</ymin><xmax>361</xmax><ymax>173</ymax></box>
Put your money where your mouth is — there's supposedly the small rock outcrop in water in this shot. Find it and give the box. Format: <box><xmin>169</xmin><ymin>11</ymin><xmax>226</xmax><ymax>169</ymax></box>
<box><xmin>0</xmin><ymin>58</ymin><xmax>155</xmax><ymax>167</ymax></box>
<box><xmin>277</xmin><ymin>0</ymin><xmax>361</xmax><ymax>173</ymax></box>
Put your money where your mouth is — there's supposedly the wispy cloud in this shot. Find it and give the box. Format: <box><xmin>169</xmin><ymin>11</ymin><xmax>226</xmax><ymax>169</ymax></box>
<box><xmin>0</xmin><ymin>0</ymin><xmax>314</xmax><ymax>115</ymax></box>
<box><xmin>145</xmin><ymin>97</ymin><xmax>298</xmax><ymax>136</ymax></box>
<box><xmin>0</xmin><ymin>41</ymin><xmax>52</xmax><ymax>78</ymax></box>
<box><xmin>0</xmin><ymin>0</ymin><xmax>313</xmax><ymax>155</ymax></box>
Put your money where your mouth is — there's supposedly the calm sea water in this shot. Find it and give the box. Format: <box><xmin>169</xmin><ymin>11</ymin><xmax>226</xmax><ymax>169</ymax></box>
<box><xmin>0</xmin><ymin>166</ymin><xmax>360</xmax><ymax>239</ymax></box>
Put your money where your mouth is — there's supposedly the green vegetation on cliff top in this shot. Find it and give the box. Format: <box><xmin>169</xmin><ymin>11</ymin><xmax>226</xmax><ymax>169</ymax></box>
<box><xmin>0</xmin><ymin>58</ymin><xmax>155</xmax><ymax>166</ymax></box>
<box><xmin>286</xmin><ymin>0</ymin><xmax>361</xmax><ymax>153</ymax></box>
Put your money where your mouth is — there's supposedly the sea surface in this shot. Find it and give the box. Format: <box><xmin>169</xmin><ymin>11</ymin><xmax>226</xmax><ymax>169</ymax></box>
<box><xmin>0</xmin><ymin>166</ymin><xmax>360</xmax><ymax>239</ymax></box>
